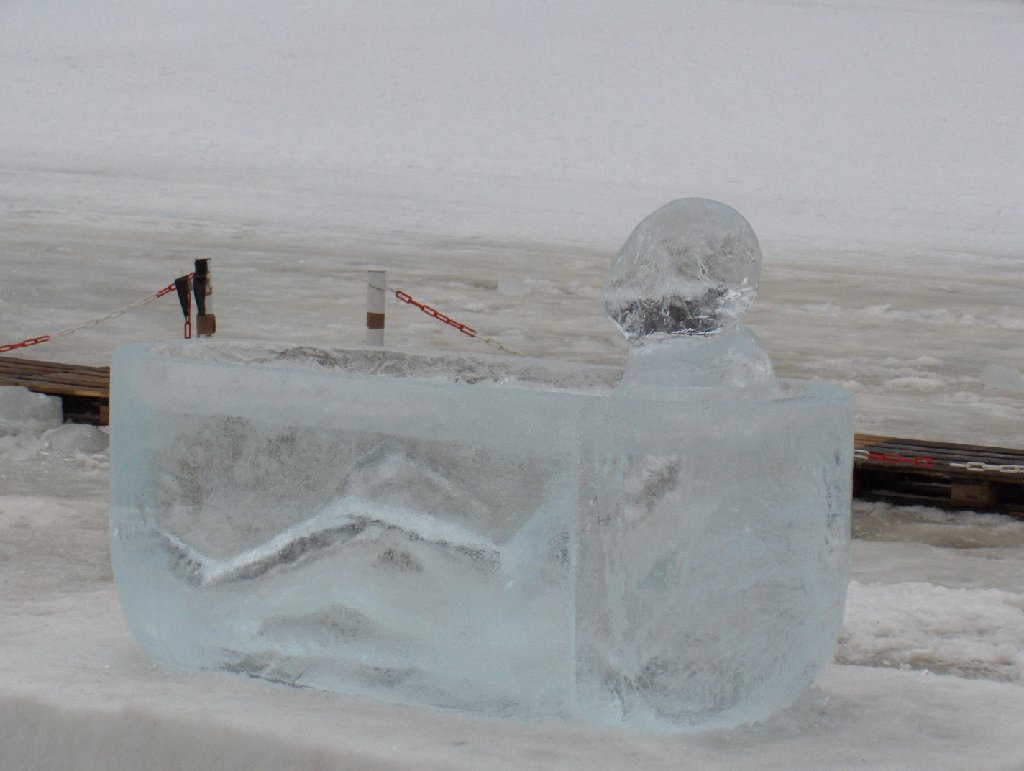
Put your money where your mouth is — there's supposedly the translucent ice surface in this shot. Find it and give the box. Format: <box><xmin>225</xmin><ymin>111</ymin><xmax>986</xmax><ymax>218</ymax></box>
<box><xmin>619</xmin><ymin>324</ymin><xmax>776</xmax><ymax>392</ymax></box>
<box><xmin>604</xmin><ymin>198</ymin><xmax>761</xmax><ymax>341</ymax></box>
<box><xmin>111</xmin><ymin>339</ymin><xmax>851</xmax><ymax>730</ymax></box>
<box><xmin>111</xmin><ymin>344</ymin><xmax>620</xmax><ymax>719</ymax></box>
<box><xmin>577</xmin><ymin>378</ymin><xmax>852</xmax><ymax>728</ymax></box>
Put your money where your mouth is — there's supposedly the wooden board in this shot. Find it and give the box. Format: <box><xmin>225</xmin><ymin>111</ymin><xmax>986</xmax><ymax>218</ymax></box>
<box><xmin>0</xmin><ymin>355</ymin><xmax>110</xmax><ymax>424</ymax></box>
<box><xmin>853</xmin><ymin>434</ymin><xmax>1024</xmax><ymax>516</ymax></box>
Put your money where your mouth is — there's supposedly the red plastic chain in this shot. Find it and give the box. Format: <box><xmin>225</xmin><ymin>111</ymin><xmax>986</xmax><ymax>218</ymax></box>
<box><xmin>0</xmin><ymin>273</ymin><xmax>195</xmax><ymax>353</ymax></box>
<box><xmin>393</xmin><ymin>289</ymin><xmax>477</xmax><ymax>338</ymax></box>
<box><xmin>0</xmin><ymin>335</ymin><xmax>52</xmax><ymax>354</ymax></box>
<box><xmin>865</xmin><ymin>451</ymin><xmax>935</xmax><ymax>467</ymax></box>
<box><xmin>155</xmin><ymin>282</ymin><xmax>178</xmax><ymax>298</ymax></box>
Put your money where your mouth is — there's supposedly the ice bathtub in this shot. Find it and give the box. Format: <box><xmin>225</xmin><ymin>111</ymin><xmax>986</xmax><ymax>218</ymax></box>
<box><xmin>110</xmin><ymin>340</ymin><xmax>850</xmax><ymax>729</ymax></box>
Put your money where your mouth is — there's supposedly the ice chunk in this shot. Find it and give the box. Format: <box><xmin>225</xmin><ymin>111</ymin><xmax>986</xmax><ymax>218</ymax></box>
<box><xmin>0</xmin><ymin>386</ymin><xmax>62</xmax><ymax>432</ymax></box>
<box><xmin>42</xmin><ymin>424</ymin><xmax>109</xmax><ymax>455</ymax></box>
<box><xmin>604</xmin><ymin>198</ymin><xmax>761</xmax><ymax>341</ymax></box>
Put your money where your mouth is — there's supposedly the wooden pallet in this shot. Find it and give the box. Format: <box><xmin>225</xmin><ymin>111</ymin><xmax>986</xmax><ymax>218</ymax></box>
<box><xmin>854</xmin><ymin>434</ymin><xmax>1024</xmax><ymax>516</ymax></box>
<box><xmin>0</xmin><ymin>355</ymin><xmax>110</xmax><ymax>424</ymax></box>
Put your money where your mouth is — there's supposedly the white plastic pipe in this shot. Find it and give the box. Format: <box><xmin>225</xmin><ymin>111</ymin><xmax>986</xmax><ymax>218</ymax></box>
<box><xmin>366</xmin><ymin>269</ymin><xmax>385</xmax><ymax>346</ymax></box>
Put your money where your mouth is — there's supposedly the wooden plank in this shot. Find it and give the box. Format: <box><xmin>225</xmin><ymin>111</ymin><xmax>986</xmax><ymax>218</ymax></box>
<box><xmin>0</xmin><ymin>370</ymin><xmax>109</xmax><ymax>388</ymax></box>
<box><xmin>0</xmin><ymin>356</ymin><xmax>109</xmax><ymax>387</ymax></box>
<box><xmin>0</xmin><ymin>378</ymin><xmax>107</xmax><ymax>399</ymax></box>
<box><xmin>0</xmin><ymin>356</ymin><xmax>108</xmax><ymax>375</ymax></box>
<box><xmin>861</xmin><ymin>441</ymin><xmax>1024</xmax><ymax>465</ymax></box>
<box><xmin>854</xmin><ymin>433</ymin><xmax>1024</xmax><ymax>516</ymax></box>
<box><xmin>859</xmin><ymin>437</ymin><xmax>1018</xmax><ymax>457</ymax></box>
<box><xmin>856</xmin><ymin>438</ymin><xmax>1024</xmax><ymax>463</ymax></box>
<box><xmin>0</xmin><ymin>369</ymin><xmax>108</xmax><ymax>386</ymax></box>
<box><xmin>0</xmin><ymin>355</ymin><xmax>110</xmax><ymax>425</ymax></box>
<box><xmin>854</xmin><ymin>434</ymin><xmax>1024</xmax><ymax>486</ymax></box>
<box><xmin>856</xmin><ymin>433</ymin><xmax>1024</xmax><ymax>459</ymax></box>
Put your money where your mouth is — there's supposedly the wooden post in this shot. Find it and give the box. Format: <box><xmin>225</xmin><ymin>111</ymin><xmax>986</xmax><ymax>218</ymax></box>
<box><xmin>367</xmin><ymin>269</ymin><xmax>385</xmax><ymax>346</ymax></box>
<box><xmin>194</xmin><ymin>258</ymin><xmax>216</xmax><ymax>336</ymax></box>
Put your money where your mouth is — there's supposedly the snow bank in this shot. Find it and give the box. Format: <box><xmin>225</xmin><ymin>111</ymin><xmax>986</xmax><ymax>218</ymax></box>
<box><xmin>42</xmin><ymin>423</ymin><xmax>109</xmax><ymax>456</ymax></box>
<box><xmin>0</xmin><ymin>390</ymin><xmax>109</xmax><ymax>499</ymax></box>
<box><xmin>838</xmin><ymin>581</ymin><xmax>1024</xmax><ymax>682</ymax></box>
<box><xmin>0</xmin><ymin>387</ymin><xmax>61</xmax><ymax>432</ymax></box>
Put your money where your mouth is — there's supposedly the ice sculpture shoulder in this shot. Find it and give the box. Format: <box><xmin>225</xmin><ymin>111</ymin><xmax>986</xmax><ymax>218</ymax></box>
<box><xmin>110</xmin><ymin>199</ymin><xmax>852</xmax><ymax>730</ymax></box>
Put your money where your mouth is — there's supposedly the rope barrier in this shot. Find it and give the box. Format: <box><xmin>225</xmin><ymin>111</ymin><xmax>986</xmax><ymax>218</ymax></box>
<box><xmin>2</xmin><ymin>267</ymin><xmax>524</xmax><ymax>357</ymax></box>
<box><xmin>0</xmin><ymin>273</ymin><xmax>195</xmax><ymax>354</ymax></box>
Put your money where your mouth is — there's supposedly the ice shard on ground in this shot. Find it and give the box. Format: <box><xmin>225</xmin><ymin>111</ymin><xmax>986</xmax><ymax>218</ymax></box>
<box><xmin>110</xmin><ymin>200</ymin><xmax>852</xmax><ymax>729</ymax></box>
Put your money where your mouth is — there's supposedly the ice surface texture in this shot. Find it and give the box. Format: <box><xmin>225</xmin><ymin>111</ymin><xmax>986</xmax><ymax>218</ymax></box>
<box><xmin>578</xmin><ymin>377</ymin><xmax>851</xmax><ymax>727</ymax></box>
<box><xmin>604</xmin><ymin>198</ymin><xmax>761</xmax><ymax>341</ymax></box>
<box><xmin>110</xmin><ymin>339</ymin><xmax>850</xmax><ymax>730</ymax></box>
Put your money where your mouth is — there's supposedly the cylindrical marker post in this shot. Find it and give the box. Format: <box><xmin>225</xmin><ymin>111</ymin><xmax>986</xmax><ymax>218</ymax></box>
<box><xmin>367</xmin><ymin>269</ymin><xmax>385</xmax><ymax>346</ymax></box>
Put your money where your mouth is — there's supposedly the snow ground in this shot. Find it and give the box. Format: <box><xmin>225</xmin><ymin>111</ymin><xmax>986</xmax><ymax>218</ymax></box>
<box><xmin>1</xmin><ymin>0</ymin><xmax>1023</xmax><ymax>767</ymax></box>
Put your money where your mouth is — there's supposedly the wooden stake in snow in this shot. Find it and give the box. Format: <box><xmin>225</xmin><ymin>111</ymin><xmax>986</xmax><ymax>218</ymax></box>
<box><xmin>194</xmin><ymin>258</ymin><xmax>216</xmax><ymax>336</ymax></box>
<box><xmin>366</xmin><ymin>269</ymin><xmax>385</xmax><ymax>346</ymax></box>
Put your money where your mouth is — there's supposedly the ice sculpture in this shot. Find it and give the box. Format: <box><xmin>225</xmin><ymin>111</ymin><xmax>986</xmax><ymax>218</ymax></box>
<box><xmin>580</xmin><ymin>199</ymin><xmax>851</xmax><ymax>727</ymax></box>
<box><xmin>604</xmin><ymin>198</ymin><xmax>761</xmax><ymax>340</ymax></box>
<box><xmin>110</xmin><ymin>199</ymin><xmax>851</xmax><ymax>730</ymax></box>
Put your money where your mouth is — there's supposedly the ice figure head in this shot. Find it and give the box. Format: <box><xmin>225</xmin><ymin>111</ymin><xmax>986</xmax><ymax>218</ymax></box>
<box><xmin>604</xmin><ymin>198</ymin><xmax>761</xmax><ymax>343</ymax></box>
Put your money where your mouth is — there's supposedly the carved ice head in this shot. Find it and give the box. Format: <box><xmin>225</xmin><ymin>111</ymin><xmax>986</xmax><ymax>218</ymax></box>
<box><xmin>604</xmin><ymin>198</ymin><xmax>762</xmax><ymax>343</ymax></box>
